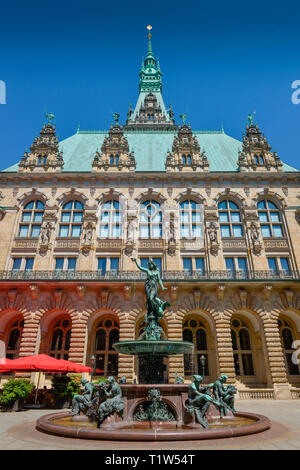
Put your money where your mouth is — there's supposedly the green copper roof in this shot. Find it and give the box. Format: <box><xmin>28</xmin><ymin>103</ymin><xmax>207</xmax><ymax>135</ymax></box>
<box><xmin>2</xmin><ymin>130</ymin><xmax>298</xmax><ymax>173</ymax></box>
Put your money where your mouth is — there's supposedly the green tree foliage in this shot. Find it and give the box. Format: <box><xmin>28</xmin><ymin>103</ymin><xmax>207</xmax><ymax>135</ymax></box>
<box><xmin>0</xmin><ymin>378</ymin><xmax>34</xmax><ymax>405</ymax></box>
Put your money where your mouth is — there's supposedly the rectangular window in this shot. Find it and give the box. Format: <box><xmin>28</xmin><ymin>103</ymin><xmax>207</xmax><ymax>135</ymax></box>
<box><xmin>71</xmin><ymin>225</ymin><xmax>81</xmax><ymax>237</ymax></box>
<box><xmin>268</xmin><ymin>257</ymin><xmax>278</xmax><ymax>274</ymax></box>
<box><xmin>98</xmin><ymin>258</ymin><xmax>107</xmax><ymax>274</ymax></box>
<box><xmin>59</xmin><ymin>225</ymin><xmax>69</xmax><ymax>237</ymax></box>
<box><xmin>183</xmin><ymin>258</ymin><xmax>192</xmax><ymax>274</ymax></box>
<box><xmin>67</xmin><ymin>258</ymin><xmax>77</xmax><ymax>271</ymax></box>
<box><xmin>24</xmin><ymin>258</ymin><xmax>34</xmax><ymax>271</ymax></box>
<box><xmin>258</xmin><ymin>212</ymin><xmax>268</xmax><ymax>222</ymax></box>
<box><xmin>110</xmin><ymin>258</ymin><xmax>119</xmax><ymax>273</ymax></box>
<box><xmin>61</xmin><ymin>212</ymin><xmax>71</xmax><ymax>222</ymax></box>
<box><xmin>55</xmin><ymin>258</ymin><xmax>64</xmax><ymax>270</ymax></box>
<box><xmin>12</xmin><ymin>258</ymin><xmax>22</xmax><ymax>270</ymax></box>
<box><xmin>195</xmin><ymin>258</ymin><xmax>205</xmax><ymax>274</ymax></box>
<box><xmin>261</xmin><ymin>225</ymin><xmax>271</xmax><ymax>237</ymax></box>
<box><xmin>273</xmin><ymin>225</ymin><xmax>283</xmax><ymax>237</ymax></box>
<box><xmin>280</xmin><ymin>258</ymin><xmax>290</xmax><ymax>274</ymax></box>
<box><xmin>73</xmin><ymin>213</ymin><xmax>83</xmax><ymax>223</ymax></box>
<box><xmin>232</xmin><ymin>225</ymin><xmax>243</xmax><ymax>237</ymax></box>
<box><xmin>220</xmin><ymin>225</ymin><xmax>230</xmax><ymax>237</ymax></box>
<box><xmin>30</xmin><ymin>225</ymin><xmax>41</xmax><ymax>237</ymax></box>
<box><xmin>225</xmin><ymin>258</ymin><xmax>235</xmax><ymax>272</ymax></box>
<box><xmin>19</xmin><ymin>225</ymin><xmax>29</xmax><ymax>237</ymax></box>
<box><xmin>237</xmin><ymin>258</ymin><xmax>248</xmax><ymax>276</ymax></box>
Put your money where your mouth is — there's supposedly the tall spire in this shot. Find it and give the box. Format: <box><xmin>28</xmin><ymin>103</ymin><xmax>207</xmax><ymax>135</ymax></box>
<box><xmin>138</xmin><ymin>25</ymin><xmax>162</xmax><ymax>93</ymax></box>
<box><xmin>147</xmin><ymin>25</ymin><xmax>153</xmax><ymax>57</ymax></box>
<box><xmin>126</xmin><ymin>26</ymin><xmax>177</xmax><ymax>130</ymax></box>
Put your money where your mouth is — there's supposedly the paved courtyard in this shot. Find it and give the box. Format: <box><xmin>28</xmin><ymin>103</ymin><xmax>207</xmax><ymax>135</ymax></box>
<box><xmin>1</xmin><ymin>400</ymin><xmax>300</xmax><ymax>450</ymax></box>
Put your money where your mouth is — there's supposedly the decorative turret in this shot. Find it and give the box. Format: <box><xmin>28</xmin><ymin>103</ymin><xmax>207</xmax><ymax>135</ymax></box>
<box><xmin>165</xmin><ymin>119</ymin><xmax>209</xmax><ymax>172</ymax></box>
<box><xmin>18</xmin><ymin>113</ymin><xmax>64</xmax><ymax>173</ymax></box>
<box><xmin>238</xmin><ymin>112</ymin><xmax>283</xmax><ymax>172</ymax></box>
<box><xmin>126</xmin><ymin>26</ymin><xmax>177</xmax><ymax>131</ymax></box>
<box><xmin>92</xmin><ymin>113</ymin><xmax>136</xmax><ymax>172</ymax></box>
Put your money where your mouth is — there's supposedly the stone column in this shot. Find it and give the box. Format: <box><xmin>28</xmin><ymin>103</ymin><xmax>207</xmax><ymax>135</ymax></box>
<box><xmin>117</xmin><ymin>313</ymin><xmax>135</xmax><ymax>383</ymax></box>
<box><xmin>262</xmin><ymin>317</ymin><xmax>292</xmax><ymax>399</ymax></box>
<box><xmin>68</xmin><ymin>317</ymin><xmax>88</xmax><ymax>364</ymax></box>
<box><xmin>215</xmin><ymin>318</ymin><xmax>236</xmax><ymax>383</ymax></box>
<box><xmin>167</xmin><ymin>317</ymin><xmax>184</xmax><ymax>383</ymax></box>
<box><xmin>18</xmin><ymin>317</ymin><xmax>40</xmax><ymax>357</ymax></box>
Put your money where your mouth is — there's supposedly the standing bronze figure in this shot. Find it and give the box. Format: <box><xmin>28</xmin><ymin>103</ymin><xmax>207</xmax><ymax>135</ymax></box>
<box><xmin>131</xmin><ymin>258</ymin><xmax>170</xmax><ymax>340</ymax></box>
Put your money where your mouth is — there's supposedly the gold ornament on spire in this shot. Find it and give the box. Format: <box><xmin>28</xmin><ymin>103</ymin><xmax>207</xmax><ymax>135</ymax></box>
<box><xmin>147</xmin><ymin>24</ymin><xmax>152</xmax><ymax>38</ymax></box>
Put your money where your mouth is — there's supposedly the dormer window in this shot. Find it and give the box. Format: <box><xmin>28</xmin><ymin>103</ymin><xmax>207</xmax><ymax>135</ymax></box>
<box><xmin>182</xmin><ymin>155</ymin><xmax>186</xmax><ymax>165</ymax></box>
<box><xmin>254</xmin><ymin>154</ymin><xmax>264</xmax><ymax>165</ymax></box>
<box><xmin>37</xmin><ymin>155</ymin><xmax>47</xmax><ymax>166</ymax></box>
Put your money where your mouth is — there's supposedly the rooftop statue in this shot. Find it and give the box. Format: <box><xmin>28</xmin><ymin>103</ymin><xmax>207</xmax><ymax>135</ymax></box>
<box><xmin>179</xmin><ymin>113</ymin><xmax>187</xmax><ymax>125</ymax></box>
<box><xmin>45</xmin><ymin>111</ymin><xmax>55</xmax><ymax>125</ymax></box>
<box><xmin>112</xmin><ymin>112</ymin><xmax>120</xmax><ymax>124</ymax></box>
<box><xmin>247</xmin><ymin>111</ymin><xmax>256</xmax><ymax>126</ymax></box>
<box><xmin>131</xmin><ymin>257</ymin><xmax>170</xmax><ymax>340</ymax></box>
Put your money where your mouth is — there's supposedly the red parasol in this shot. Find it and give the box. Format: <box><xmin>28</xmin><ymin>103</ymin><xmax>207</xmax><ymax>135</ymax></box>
<box><xmin>57</xmin><ymin>359</ymin><xmax>103</xmax><ymax>374</ymax></box>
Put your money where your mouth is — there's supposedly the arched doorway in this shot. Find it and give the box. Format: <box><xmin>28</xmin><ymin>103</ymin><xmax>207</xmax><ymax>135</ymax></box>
<box><xmin>230</xmin><ymin>314</ymin><xmax>267</xmax><ymax>387</ymax></box>
<box><xmin>182</xmin><ymin>314</ymin><xmax>216</xmax><ymax>382</ymax></box>
<box><xmin>278</xmin><ymin>315</ymin><xmax>300</xmax><ymax>386</ymax></box>
<box><xmin>5</xmin><ymin>318</ymin><xmax>24</xmax><ymax>359</ymax></box>
<box><xmin>91</xmin><ymin>316</ymin><xmax>120</xmax><ymax>377</ymax></box>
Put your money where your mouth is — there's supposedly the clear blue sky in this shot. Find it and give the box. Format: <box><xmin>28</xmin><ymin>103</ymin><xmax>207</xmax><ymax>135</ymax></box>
<box><xmin>0</xmin><ymin>0</ymin><xmax>300</xmax><ymax>170</ymax></box>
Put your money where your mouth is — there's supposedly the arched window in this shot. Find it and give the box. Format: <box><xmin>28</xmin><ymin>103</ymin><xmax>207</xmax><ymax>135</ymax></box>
<box><xmin>93</xmin><ymin>317</ymin><xmax>119</xmax><ymax>376</ymax></box>
<box><xmin>180</xmin><ymin>200</ymin><xmax>202</xmax><ymax>238</ymax></box>
<box><xmin>187</xmin><ymin>154</ymin><xmax>192</xmax><ymax>165</ymax></box>
<box><xmin>183</xmin><ymin>318</ymin><xmax>209</xmax><ymax>377</ymax></box>
<box><xmin>139</xmin><ymin>200</ymin><xmax>162</xmax><ymax>239</ymax></box>
<box><xmin>115</xmin><ymin>155</ymin><xmax>119</xmax><ymax>165</ymax></box>
<box><xmin>18</xmin><ymin>200</ymin><xmax>45</xmax><ymax>237</ymax></box>
<box><xmin>182</xmin><ymin>154</ymin><xmax>186</xmax><ymax>165</ymax></box>
<box><xmin>231</xmin><ymin>318</ymin><xmax>254</xmax><ymax>376</ymax></box>
<box><xmin>48</xmin><ymin>318</ymin><xmax>71</xmax><ymax>359</ymax></box>
<box><xmin>218</xmin><ymin>200</ymin><xmax>243</xmax><ymax>238</ymax></box>
<box><xmin>259</xmin><ymin>154</ymin><xmax>264</xmax><ymax>165</ymax></box>
<box><xmin>257</xmin><ymin>199</ymin><xmax>284</xmax><ymax>238</ymax></box>
<box><xmin>278</xmin><ymin>318</ymin><xmax>300</xmax><ymax>376</ymax></box>
<box><xmin>109</xmin><ymin>155</ymin><xmax>114</xmax><ymax>165</ymax></box>
<box><xmin>254</xmin><ymin>154</ymin><xmax>259</xmax><ymax>165</ymax></box>
<box><xmin>59</xmin><ymin>200</ymin><xmax>84</xmax><ymax>237</ymax></box>
<box><xmin>6</xmin><ymin>319</ymin><xmax>24</xmax><ymax>359</ymax></box>
<box><xmin>99</xmin><ymin>200</ymin><xmax>122</xmax><ymax>238</ymax></box>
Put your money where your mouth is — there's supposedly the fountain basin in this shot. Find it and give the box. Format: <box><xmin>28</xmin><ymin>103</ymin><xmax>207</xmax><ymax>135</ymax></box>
<box><xmin>36</xmin><ymin>411</ymin><xmax>270</xmax><ymax>441</ymax></box>
<box><xmin>113</xmin><ymin>340</ymin><xmax>194</xmax><ymax>356</ymax></box>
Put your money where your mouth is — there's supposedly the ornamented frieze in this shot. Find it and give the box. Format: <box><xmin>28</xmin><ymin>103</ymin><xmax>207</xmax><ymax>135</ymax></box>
<box><xmin>222</xmin><ymin>238</ymin><xmax>247</xmax><ymax>251</ymax></box>
<box><xmin>12</xmin><ymin>238</ymin><xmax>38</xmax><ymax>251</ymax></box>
<box><xmin>138</xmin><ymin>239</ymin><xmax>164</xmax><ymax>250</ymax></box>
<box><xmin>55</xmin><ymin>238</ymin><xmax>80</xmax><ymax>251</ymax></box>
<box><xmin>264</xmin><ymin>238</ymin><xmax>289</xmax><ymax>251</ymax></box>
<box><xmin>180</xmin><ymin>239</ymin><xmax>204</xmax><ymax>251</ymax></box>
<box><xmin>96</xmin><ymin>239</ymin><xmax>123</xmax><ymax>250</ymax></box>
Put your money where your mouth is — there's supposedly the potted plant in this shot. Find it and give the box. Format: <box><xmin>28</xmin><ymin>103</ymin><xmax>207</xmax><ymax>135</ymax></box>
<box><xmin>51</xmin><ymin>375</ymin><xmax>82</xmax><ymax>408</ymax></box>
<box><xmin>0</xmin><ymin>378</ymin><xmax>34</xmax><ymax>411</ymax></box>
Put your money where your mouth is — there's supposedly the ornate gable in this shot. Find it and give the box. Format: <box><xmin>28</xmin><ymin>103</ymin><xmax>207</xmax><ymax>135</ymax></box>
<box><xmin>126</xmin><ymin>92</ymin><xmax>176</xmax><ymax>130</ymax></box>
<box><xmin>92</xmin><ymin>117</ymin><xmax>136</xmax><ymax>172</ymax></box>
<box><xmin>238</xmin><ymin>118</ymin><xmax>283</xmax><ymax>172</ymax></box>
<box><xmin>165</xmin><ymin>124</ymin><xmax>209</xmax><ymax>172</ymax></box>
<box><xmin>18</xmin><ymin>115</ymin><xmax>63</xmax><ymax>173</ymax></box>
